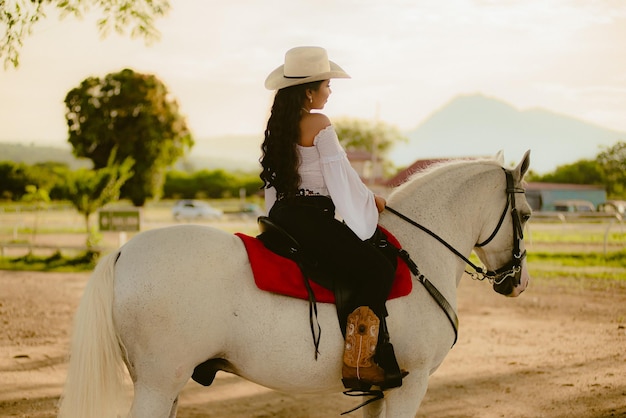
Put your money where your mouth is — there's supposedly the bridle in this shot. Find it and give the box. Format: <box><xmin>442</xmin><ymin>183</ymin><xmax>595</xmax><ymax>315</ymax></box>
<box><xmin>385</xmin><ymin>168</ymin><xmax>528</xmax><ymax>346</ymax></box>
<box><xmin>473</xmin><ymin>168</ymin><xmax>527</xmax><ymax>294</ymax></box>
<box><xmin>387</xmin><ymin>168</ymin><xmax>526</xmax><ymax>287</ymax></box>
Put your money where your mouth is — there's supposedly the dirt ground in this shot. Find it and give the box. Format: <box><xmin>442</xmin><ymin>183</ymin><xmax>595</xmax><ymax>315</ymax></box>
<box><xmin>0</xmin><ymin>269</ymin><xmax>625</xmax><ymax>418</ymax></box>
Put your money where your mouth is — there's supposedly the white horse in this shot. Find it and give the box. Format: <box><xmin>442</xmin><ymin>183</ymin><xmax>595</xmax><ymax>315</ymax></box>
<box><xmin>58</xmin><ymin>151</ymin><xmax>532</xmax><ymax>418</ymax></box>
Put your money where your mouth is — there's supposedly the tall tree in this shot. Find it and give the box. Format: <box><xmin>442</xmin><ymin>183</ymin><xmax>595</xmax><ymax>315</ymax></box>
<box><xmin>334</xmin><ymin>118</ymin><xmax>405</xmax><ymax>156</ymax></box>
<box><xmin>597</xmin><ymin>141</ymin><xmax>626</xmax><ymax>198</ymax></box>
<box><xmin>65</xmin><ymin>68</ymin><xmax>194</xmax><ymax>206</ymax></box>
<box><xmin>334</xmin><ymin>118</ymin><xmax>407</xmax><ymax>177</ymax></box>
<box><xmin>1</xmin><ymin>0</ymin><xmax>169</xmax><ymax>68</ymax></box>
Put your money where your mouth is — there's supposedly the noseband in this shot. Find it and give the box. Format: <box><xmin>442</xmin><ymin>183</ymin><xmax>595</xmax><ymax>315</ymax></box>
<box><xmin>386</xmin><ymin>168</ymin><xmax>527</xmax><ymax>295</ymax></box>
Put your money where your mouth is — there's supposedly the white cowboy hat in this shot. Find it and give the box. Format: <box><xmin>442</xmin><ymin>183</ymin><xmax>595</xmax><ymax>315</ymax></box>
<box><xmin>264</xmin><ymin>46</ymin><xmax>350</xmax><ymax>90</ymax></box>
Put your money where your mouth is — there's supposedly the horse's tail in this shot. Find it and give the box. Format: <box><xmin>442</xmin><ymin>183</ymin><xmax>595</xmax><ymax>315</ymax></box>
<box><xmin>58</xmin><ymin>251</ymin><xmax>127</xmax><ymax>418</ymax></box>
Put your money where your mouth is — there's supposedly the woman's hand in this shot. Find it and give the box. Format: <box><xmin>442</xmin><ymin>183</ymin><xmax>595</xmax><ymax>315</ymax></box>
<box><xmin>374</xmin><ymin>195</ymin><xmax>386</xmax><ymax>213</ymax></box>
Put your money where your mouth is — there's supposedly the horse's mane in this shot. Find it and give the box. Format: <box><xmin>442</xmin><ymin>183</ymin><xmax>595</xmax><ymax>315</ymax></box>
<box><xmin>388</xmin><ymin>155</ymin><xmax>504</xmax><ymax>202</ymax></box>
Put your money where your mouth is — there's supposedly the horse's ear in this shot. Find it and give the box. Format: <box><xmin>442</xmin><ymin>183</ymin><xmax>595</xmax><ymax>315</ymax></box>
<box><xmin>494</xmin><ymin>150</ymin><xmax>505</xmax><ymax>164</ymax></box>
<box><xmin>514</xmin><ymin>150</ymin><xmax>531</xmax><ymax>179</ymax></box>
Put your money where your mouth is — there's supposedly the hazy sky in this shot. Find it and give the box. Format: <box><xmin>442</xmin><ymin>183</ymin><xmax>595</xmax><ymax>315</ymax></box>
<box><xmin>1</xmin><ymin>0</ymin><xmax>625</xmax><ymax>164</ymax></box>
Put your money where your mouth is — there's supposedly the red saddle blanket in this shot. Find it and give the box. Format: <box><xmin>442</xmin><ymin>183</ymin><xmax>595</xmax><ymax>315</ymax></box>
<box><xmin>235</xmin><ymin>228</ymin><xmax>412</xmax><ymax>304</ymax></box>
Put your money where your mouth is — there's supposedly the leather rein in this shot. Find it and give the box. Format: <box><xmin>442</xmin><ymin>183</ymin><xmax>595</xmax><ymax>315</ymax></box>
<box><xmin>385</xmin><ymin>168</ymin><xmax>527</xmax><ymax>347</ymax></box>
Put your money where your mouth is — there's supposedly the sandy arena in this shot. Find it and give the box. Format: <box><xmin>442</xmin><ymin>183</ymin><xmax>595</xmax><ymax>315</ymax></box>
<box><xmin>1</xmin><ymin>268</ymin><xmax>625</xmax><ymax>417</ymax></box>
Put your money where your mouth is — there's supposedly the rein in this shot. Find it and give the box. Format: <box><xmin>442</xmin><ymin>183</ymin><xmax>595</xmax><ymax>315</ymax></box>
<box><xmin>385</xmin><ymin>168</ymin><xmax>527</xmax><ymax>347</ymax></box>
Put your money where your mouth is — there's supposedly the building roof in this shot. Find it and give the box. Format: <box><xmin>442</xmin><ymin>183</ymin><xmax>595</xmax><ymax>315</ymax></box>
<box><xmin>346</xmin><ymin>149</ymin><xmax>380</xmax><ymax>162</ymax></box>
<box><xmin>384</xmin><ymin>158</ymin><xmax>449</xmax><ymax>187</ymax></box>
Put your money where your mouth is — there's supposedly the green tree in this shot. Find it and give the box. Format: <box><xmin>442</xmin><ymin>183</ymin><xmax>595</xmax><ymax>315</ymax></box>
<box><xmin>526</xmin><ymin>141</ymin><xmax>626</xmax><ymax>199</ymax></box>
<box><xmin>163</xmin><ymin>169</ymin><xmax>263</xmax><ymax>200</ymax></box>
<box><xmin>334</xmin><ymin>118</ymin><xmax>407</xmax><ymax>177</ymax></box>
<box><xmin>26</xmin><ymin>162</ymin><xmax>72</xmax><ymax>200</ymax></box>
<box><xmin>1</xmin><ymin>0</ymin><xmax>169</xmax><ymax>68</ymax></box>
<box><xmin>65</xmin><ymin>68</ymin><xmax>193</xmax><ymax>206</ymax></box>
<box><xmin>66</xmin><ymin>155</ymin><xmax>134</xmax><ymax>248</ymax></box>
<box><xmin>597</xmin><ymin>141</ymin><xmax>626</xmax><ymax>198</ymax></box>
<box><xmin>528</xmin><ymin>159</ymin><xmax>605</xmax><ymax>185</ymax></box>
<box><xmin>0</xmin><ymin>161</ymin><xmax>70</xmax><ymax>201</ymax></box>
<box><xmin>334</xmin><ymin>118</ymin><xmax>405</xmax><ymax>156</ymax></box>
<box><xmin>0</xmin><ymin>161</ymin><xmax>30</xmax><ymax>200</ymax></box>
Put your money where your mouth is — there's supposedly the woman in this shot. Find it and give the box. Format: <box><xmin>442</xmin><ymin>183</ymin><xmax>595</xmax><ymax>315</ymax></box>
<box><xmin>260</xmin><ymin>46</ymin><xmax>405</xmax><ymax>391</ymax></box>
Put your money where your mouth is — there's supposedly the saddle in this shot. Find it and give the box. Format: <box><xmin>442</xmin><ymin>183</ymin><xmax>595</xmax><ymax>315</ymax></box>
<box><xmin>254</xmin><ymin>216</ymin><xmax>411</xmax><ymax>337</ymax></box>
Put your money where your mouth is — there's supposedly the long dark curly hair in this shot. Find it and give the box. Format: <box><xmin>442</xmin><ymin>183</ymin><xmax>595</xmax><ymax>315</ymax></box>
<box><xmin>260</xmin><ymin>81</ymin><xmax>322</xmax><ymax>199</ymax></box>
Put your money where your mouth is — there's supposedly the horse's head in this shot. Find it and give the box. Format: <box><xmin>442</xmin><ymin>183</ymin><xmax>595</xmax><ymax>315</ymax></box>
<box><xmin>473</xmin><ymin>150</ymin><xmax>532</xmax><ymax>297</ymax></box>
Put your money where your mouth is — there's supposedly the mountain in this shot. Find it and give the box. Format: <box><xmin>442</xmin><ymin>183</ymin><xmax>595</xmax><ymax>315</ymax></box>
<box><xmin>3</xmin><ymin>94</ymin><xmax>624</xmax><ymax>175</ymax></box>
<box><xmin>188</xmin><ymin>134</ymin><xmax>260</xmax><ymax>171</ymax></box>
<box><xmin>389</xmin><ymin>94</ymin><xmax>626</xmax><ymax>174</ymax></box>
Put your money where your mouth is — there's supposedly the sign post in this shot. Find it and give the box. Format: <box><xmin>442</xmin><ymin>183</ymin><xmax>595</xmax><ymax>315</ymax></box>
<box><xmin>98</xmin><ymin>209</ymin><xmax>141</xmax><ymax>246</ymax></box>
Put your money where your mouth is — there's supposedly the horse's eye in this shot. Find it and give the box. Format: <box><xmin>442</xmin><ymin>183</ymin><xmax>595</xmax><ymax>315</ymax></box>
<box><xmin>521</xmin><ymin>213</ymin><xmax>531</xmax><ymax>223</ymax></box>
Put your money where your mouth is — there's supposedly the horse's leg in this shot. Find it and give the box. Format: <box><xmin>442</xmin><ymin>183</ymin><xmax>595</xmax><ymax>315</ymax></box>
<box><xmin>363</xmin><ymin>398</ymin><xmax>385</xmax><ymax>418</ymax></box>
<box><xmin>128</xmin><ymin>381</ymin><xmax>185</xmax><ymax>418</ymax></box>
<box><xmin>169</xmin><ymin>396</ymin><xmax>179</xmax><ymax>418</ymax></box>
<box><xmin>126</xmin><ymin>359</ymin><xmax>191</xmax><ymax>418</ymax></box>
<box><xmin>380</xmin><ymin>372</ymin><xmax>429</xmax><ymax>418</ymax></box>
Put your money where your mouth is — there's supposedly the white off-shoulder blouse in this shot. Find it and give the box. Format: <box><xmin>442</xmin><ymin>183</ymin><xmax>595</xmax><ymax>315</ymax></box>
<box><xmin>264</xmin><ymin>125</ymin><xmax>378</xmax><ymax>240</ymax></box>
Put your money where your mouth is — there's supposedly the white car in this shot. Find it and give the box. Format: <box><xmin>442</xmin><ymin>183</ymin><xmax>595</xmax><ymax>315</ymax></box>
<box><xmin>172</xmin><ymin>200</ymin><xmax>223</xmax><ymax>220</ymax></box>
<box><xmin>598</xmin><ymin>200</ymin><xmax>626</xmax><ymax>215</ymax></box>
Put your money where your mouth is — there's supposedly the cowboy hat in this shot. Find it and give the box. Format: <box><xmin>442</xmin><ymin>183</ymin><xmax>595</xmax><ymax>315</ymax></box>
<box><xmin>264</xmin><ymin>46</ymin><xmax>350</xmax><ymax>90</ymax></box>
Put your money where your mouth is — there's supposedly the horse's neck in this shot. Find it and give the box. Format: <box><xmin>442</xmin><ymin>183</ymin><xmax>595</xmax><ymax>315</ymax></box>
<box><xmin>384</xmin><ymin>162</ymin><xmax>494</xmax><ymax>240</ymax></box>
<box><xmin>382</xmin><ymin>163</ymin><xmax>498</xmax><ymax>291</ymax></box>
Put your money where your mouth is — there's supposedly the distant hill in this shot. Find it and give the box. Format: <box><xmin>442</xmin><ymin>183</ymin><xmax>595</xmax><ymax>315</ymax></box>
<box><xmin>4</xmin><ymin>94</ymin><xmax>625</xmax><ymax>175</ymax></box>
<box><xmin>187</xmin><ymin>134</ymin><xmax>260</xmax><ymax>172</ymax></box>
<box><xmin>176</xmin><ymin>153</ymin><xmax>259</xmax><ymax>172</ymax></box>
<box><xmin>0</xmin><ymin>141</ymin><xmax>259</xmax><ymax>172</ymax></box>
<box><xmin>389</xmin><ymin>94</ymin><xmax>626</xmax><ymax>174</ymax></box>
<box><xmin>0</xmin><ymin>143</ymin><xmax>92</xmax><ymax>169</ymax></box>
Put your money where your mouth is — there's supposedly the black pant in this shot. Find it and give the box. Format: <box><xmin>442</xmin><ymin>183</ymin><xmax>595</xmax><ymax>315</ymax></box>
<box><xmin>269</xmin><ymin>196</ymin><xmax>396</xmax><ymax>324</ymax></box>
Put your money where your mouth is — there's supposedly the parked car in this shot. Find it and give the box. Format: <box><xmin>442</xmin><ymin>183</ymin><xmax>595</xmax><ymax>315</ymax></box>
<box><xmin>553</xmin><ymin>199</ymin><xmax>595</xmax><ymax>212</ymax></box>
<box><xmin>240</xmin><ymin>203</ymin><xmax>265</xmax><ymax>217</ymax></box>
<box><xmin>598</xmin><ymin>200</ymin><xmax>626</xmax><ymax>215</ymax></box>
<box><xmin>172</xmin><ymin>200</ymin><xmax>223</xmax><ymax>220</ymax></box>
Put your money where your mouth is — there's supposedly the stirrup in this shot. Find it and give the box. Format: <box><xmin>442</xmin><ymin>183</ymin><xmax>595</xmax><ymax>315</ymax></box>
<box><xmin>375</xmin><ymin>341</ymin><xmax>407</xmax><ymax>390</ymax></box>
<box><xmin>341</xmin><ymin>376</ymin><xmax>373</xmax><ymax>392</ymax></box>
<box><xmin>340</xmin><ymin>388</ymin><xmax>384</xmax><ymax>415</ymax></box>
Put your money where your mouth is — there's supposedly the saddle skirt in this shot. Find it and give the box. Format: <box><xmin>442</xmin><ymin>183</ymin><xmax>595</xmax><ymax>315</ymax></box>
<box><xmin>235</xmin><ymin>228</ymin><xmax>412</xmax><ymax>304</ymax></box>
